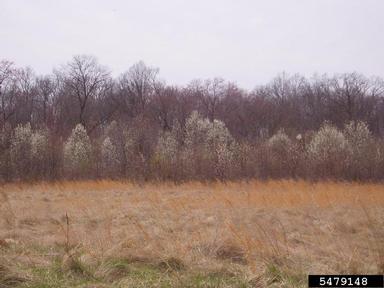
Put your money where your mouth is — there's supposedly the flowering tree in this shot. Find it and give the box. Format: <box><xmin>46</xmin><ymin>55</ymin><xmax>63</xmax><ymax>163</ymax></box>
<box><xmin>264</xmin><ymin>130</ymin><xmax>298</xmax><ymax>178</ymax></box>
<box><xmin>63</xmin><ymin>124</ymin><xmax>92</xmax><ymax>178</ymax></box>
<box><xmin>344</xmin><ymin>121</ymin><xmax>376</xmax><ymax>179</ymax></box>
<box><xmin>153</xmin><ymin>130</ymin><xmax>179</xmax><ymax>179</ymax></box>
<box><xmin>8</xmin><ymin>123</ymin><xmax>50</xmax><ymax>179</ymax></box>
<box><xmin>183</xmin><ymin>111</ymin><xmax>236</xmax><ymax>179</ymax></box>
<box><xmin>31</xmin><ymin>129</ymin><xmax>49</xmax><ymax>178</ymax></box>
<box><xmin>101</xmin><ymin>136</ymin><xmax>120</xmax><ymax>178</ymax></box>
<box><xmin>205</xmin><ymin>119</ymin><xmax>236</xmax><ymax>178</ymax></box>
<box><xmin>184</xmin><ymin>111</ymin><xmax>211</xmax><ymax>148</ymax></box>
<box><xmin>10</xmin><ymin>123</ymin><xmax>32</xmax><ymax>179</ymax></box>
<box><xmin>183</xmin><ymin>111</ymin><xmax>212</xmax><ymax>178</ymax></box>
<box><xmin>307</xmin><ymin>122</ymin><xmax>350</xmax><ymax>178</ymax></box>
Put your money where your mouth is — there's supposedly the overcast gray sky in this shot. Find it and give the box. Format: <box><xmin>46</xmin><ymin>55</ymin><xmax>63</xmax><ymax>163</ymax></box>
<box><xmin>1</xmin><ymin>0</ymin><xmax>383</xmax><ymax>89</ymax></box>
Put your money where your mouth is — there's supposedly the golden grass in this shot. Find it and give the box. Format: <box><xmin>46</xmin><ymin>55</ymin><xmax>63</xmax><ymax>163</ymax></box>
<box><xmin>0</xmin><ymin>180</ymin><xmax>383</xmax><ymax>286</ymax></box>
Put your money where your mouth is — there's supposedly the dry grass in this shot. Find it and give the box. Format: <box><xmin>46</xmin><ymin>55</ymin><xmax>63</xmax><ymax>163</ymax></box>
<box><xmin>0</xmin><ymin>180</ymin><xmax>383</xmax><ymax>287</ymax></box>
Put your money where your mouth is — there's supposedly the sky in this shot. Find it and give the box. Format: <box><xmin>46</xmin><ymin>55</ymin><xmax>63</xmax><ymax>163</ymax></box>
<box><xmin>1</xmin><ymin>0</ymin><xmax>383</xmax><ymax>89</ymax></box>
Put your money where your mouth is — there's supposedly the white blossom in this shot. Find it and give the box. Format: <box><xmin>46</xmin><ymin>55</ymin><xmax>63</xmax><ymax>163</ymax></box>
<box><xmin>344</xmin><ymin>121</ymin><xmax>375</xmax><ymax>178</ymax></box>
<box><xmin>64</xmin><ymin>124</ymin><xmax>92</xmax><ymax>176</ymax></box>
<box><xmin>101</xmin><ymin>136</ymin><xmax>120</xmax><ymax>176</ymax></box>
<box><xmin>31</xmin><ymin>130</ymin><xmax>49</xmax><ymax>163</ymax></box>
<box><xmin>10</xmin><ymin>123</ymin><xmax>32</xmax><ymax>177</ymax></box>
<box><xmin>184</xmin><ymin>111</ymin><xmax>211</xmax><ymax>148</ymax></box>
<box><xmin>307</xmin><ymin>122</ymin><xmax>350</xmax><ymax>176</ymax></box>
<box><xmin>265</xmin><ymin>130</ymin><xmax>297</xmax><ymax>176</ymax></box>
<box><xmin>308</xmin><ymin>123</ymin><xmax>349</xmax><ymax>160</ymax></box>
<box><xmin>155</xmin><ymin>131</ymin><xmax>178</xmax><ymax>165</ymax></box>
<box><xmin>183</xmin><ymin>111</ymin><xmax>236</xmax><ymax>178</ymax></box>
<box><xmin>344</xmin><ymin>121</ymin><xmax>372</xmax><ymax>150</ymax></box>
<box><xmin>267</xmin><ymin>130</ymin><xmax>292</xmax><ymax>155</ymax></box>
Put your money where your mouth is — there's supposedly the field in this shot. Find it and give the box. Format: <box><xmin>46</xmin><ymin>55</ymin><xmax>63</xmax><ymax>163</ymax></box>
<box><xmin>0</xmin><ymin>180</ymin><xmax>383</xmax><ymax>288</ymax></box>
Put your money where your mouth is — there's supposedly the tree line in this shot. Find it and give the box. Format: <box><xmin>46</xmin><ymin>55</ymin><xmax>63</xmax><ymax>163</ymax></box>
<box><xmin>1</xmin><ymin>55</ymin><xmax>384</xmax><ymax>182</ymax></box>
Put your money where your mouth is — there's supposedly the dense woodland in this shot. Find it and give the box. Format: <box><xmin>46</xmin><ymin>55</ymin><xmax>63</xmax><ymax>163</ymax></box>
<box><xmin>1</xmin><ymin>55</ymin><xmax>384</xmax><ymax>182</ymax></box>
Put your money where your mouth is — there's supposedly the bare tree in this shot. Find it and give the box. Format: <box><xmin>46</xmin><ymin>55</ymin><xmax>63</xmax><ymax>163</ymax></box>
<box><xmin>35</xmin><ymin>75</ymin><xmax>56</xmax><ymax>126</ymax></box>
<box><xmin>2</xmin><ymin>56</ymin><xmax>384</xmax><ymax>182</ymax></box>
<box><xmin>13</xmin><ymin>67</ymin><xmax>37</xmax><ymax>125</ymax></box>
<box><xmin>151</xmin><ymin>83</ymin><xmax>179</xmax><ymax>131</ymax></box>
<box><xmin>190</xmin><ymin>78</ymin><xmax>226</xmax><ymax>122</ymax></box>
<box><xmin>0</xmin><ymin>60</ymin><xmax>16</xmax><ymax>127</ymax></box>
<box><xmin>116</xmin><ymin>61</ymin><xmax>158</xmax><ymax>118</ymax></box>
<box><xmin>330</xmin><ymin>73</ymin><xmax>369</xmax><ymax>123</ymax></box>
<box><xmin>0</xmin><ymin>60</ymin><xmax>13</xmax><ymax>87</ymax></box>
<box><xmin>59</xmin><ymin>55</ymin><xmax>110</xmax><ymax>127</ymax></box>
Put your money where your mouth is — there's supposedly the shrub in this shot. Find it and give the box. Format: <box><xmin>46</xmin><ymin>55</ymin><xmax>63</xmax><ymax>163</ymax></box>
<box><xmin>63</xmin><ymin>124</ymin><xmax>92</xmax><ymax>178</ymax></box>
<box><xmin>31</xmin><ymin>129</ymin><xmax>49</xmax><ymax>178</ymax></box>
<box><xmin>153</xmin><ymin>130</ymin><xmax>179</xmax><ymax>179</ymax></box>
<box><xmin>184</xmin><ymin>111</ymin><xmax>211</xmax><ymax>149</ymax></box>
<box><xmin>343</xmin><ymin>121</ymin><xmax>376</xmax><ymax>180</ymax></box>
<box><xmin>123</xmin><ymin>117</ymin><xmax>157</xmax><ymax>180</ymax></box>
<box><xmin>103</xmin><ymin>121</ymin><xmax>126</xmax><ymax>176</ymax></box>
<box><xmin>232</xmin><ymin>141</ymin><xmax>258</xmax><ymax>179</ymax></box>
<box><xmin>182</xmin><ymin>111</ymin><xmax>210</xmax><ymax>178</ymax></box>
<box><xmin>100</xmin><ymin>136</ymin><xmax>120</xmax><ymax>178</ymax></box>
<box><xmin>10</xmin><ymin>123</ymin><xmax>33</xmax><ymax>179</ymax></box>
<box><xmin>205</xmin><ymin>119</ymin><xmax>236</xmax><ymax>179</ymax></box>
<box><xmin>307</xmin><ymin>122</ymin><xmax>350</xmax><ymax>178</ymax></box>
<box><xmin>8</xmin><ymin>124</ymin><xmax>51</xmax><ymax>180</ymax></box>
<box><xmin>263</xmin><ymin>130</ymin><xmax>298</xmax><ymax>178</ymax></box>
<box><xmin>183</xmin><ymin>111</ymin><xmax>236</xmax><ymax>179</ymax></box>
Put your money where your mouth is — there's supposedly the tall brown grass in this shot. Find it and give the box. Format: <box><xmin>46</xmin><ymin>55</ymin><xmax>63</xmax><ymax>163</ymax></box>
<box><xmin>0</xmin><ymin>180</ymin><xmax>383</xmax><ymax>285</ymax></box>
